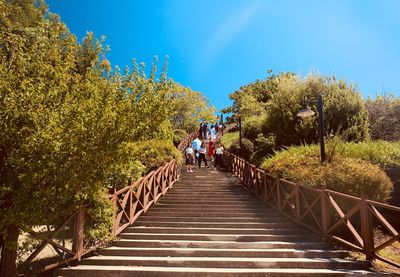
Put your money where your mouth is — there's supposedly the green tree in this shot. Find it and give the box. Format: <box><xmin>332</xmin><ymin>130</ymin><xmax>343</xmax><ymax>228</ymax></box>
<box><xmin>366</xmin><ymin>95</ymin><xmax>400</xmax><ymax>141</ymax></box>
<box><xmin>169</xmin><ymin>84</ymin><xmax>217</xmax><ymax>132</ymax></box>
<box><xmin>0</xmin><ymin>2</ymin><xmax>216</xmax><ymax>275</ymax></box>
<box><xmin>266</xmin><ymin>74</ymin><xmax>369</xmax><ymax>146</ymax></box>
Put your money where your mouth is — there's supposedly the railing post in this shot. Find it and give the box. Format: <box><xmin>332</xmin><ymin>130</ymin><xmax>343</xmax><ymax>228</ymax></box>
<box><xmin>277</xmin><ymin>180</ymin><xmax>282</xmax><ymax>211</ymax></box>
<box><xmin>295</xmin><ymin>186</ymin><xmax>301</xmax><ymax>223</ymax></box>
<box><xmin>360</xmin><ymin>196</ymin><xmax>374</xmax><ymax>261</ymax></box>
<box><xmin>112</xmin><ymin>188</ymin><xmax>117</xmax><ymax>237</ymax></box>
<box><xmin>321</xmin><ymin>189</ymin><xmax>330</xmax><ymax>238</ymax></box>
<box><xmin>72</xmin><ymin>206</ymin><xmax>85</xmax><ymax>261</ymax></box>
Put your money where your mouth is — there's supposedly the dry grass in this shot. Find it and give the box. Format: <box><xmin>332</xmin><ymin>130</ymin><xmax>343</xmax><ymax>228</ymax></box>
<box><xmin>349</xmin><ymin>229</ymin><xmax>400</xmax><ymax>274</ymax></box>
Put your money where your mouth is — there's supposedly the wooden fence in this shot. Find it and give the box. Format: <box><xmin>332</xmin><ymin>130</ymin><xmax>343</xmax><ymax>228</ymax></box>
<box><xmin>224</xmin><ymin>151</ymin><xmax>400</xmax><ymax>269</ymax></box>
<box><xmin>17</xmin><ymin>156</ymin><xmax>181</xmax><ymax>275</ymax></box>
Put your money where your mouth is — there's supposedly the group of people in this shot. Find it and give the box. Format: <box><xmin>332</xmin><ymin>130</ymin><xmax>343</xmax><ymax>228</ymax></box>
<box><xmin>198</xmin><ymin>122</ymin><xmax>222</xmax><ymax>140</ymax></box>
<box><xmin>185</xmin><ymin>135</ymin><xmax>224</xmax><ymax>172</ymax></box>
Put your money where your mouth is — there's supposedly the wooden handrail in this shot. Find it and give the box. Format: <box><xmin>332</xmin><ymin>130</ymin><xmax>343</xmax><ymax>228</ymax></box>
<box><xmin>223</xmin><ymin>151</ymin><xmax>400</xmax><ymax>269</ymax></box>
<box><xmin>17</xmin><ymin>131</ymin><xmax>191</xmax><ymax>275</ymax></box>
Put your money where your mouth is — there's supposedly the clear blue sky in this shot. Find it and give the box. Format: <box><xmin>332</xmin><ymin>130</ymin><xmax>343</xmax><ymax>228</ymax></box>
<box><xmin>46</xmin><ymin>0</ymin><xmax>400</xmax><ymax>110</ymax></box>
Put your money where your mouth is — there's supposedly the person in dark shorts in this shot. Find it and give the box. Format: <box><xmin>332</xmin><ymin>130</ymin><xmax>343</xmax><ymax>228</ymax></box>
<box><xmin>185</xmin><ymin>143</ymin><xmax>195</xmax><ymax>172</ymax></box>
<box><xmin>198</xmin><ymin>142</ymin><xmax>209</xmax><ymax>169</ymax></box>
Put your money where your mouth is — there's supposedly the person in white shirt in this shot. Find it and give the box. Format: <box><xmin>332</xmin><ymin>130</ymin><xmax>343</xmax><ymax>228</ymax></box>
<box><xmin>214</xmin><ymin>143</ymin><xmax>224</xmax><ymax>169</ymax></box>
<box><xmin>185</xmin><ymin>143</ymin><xmax>195</xmax><ymax>172</ymax></box>
<box><xmin>198</xmin><ymin>142</ymin><xmax>209</xmax><ymax>169</ymax></box>
<box><xmin>191</xmin><ymin>137</ymin><xmax>201</xmax><ymax>162</ymax></box>
<box><xmin>210</xmin><ymin>125</ymin><xmax>216</xmax><ymax>140</ymax></box>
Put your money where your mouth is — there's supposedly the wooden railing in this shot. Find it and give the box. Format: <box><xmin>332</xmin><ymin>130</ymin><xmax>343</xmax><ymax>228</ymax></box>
<box><xmin>17</xmin><ymin>151</ymin><xmax>182</xmax><ymax>275</ymax></box>
<box><xmin>110</xmin><ymin>159</ymin><xmax>180</xmax><ymax>237</ymax></box>
<box><xmin>224</xmin><ymin>151</ymin><xmax>400</xmax><ymax>269</ymax></box>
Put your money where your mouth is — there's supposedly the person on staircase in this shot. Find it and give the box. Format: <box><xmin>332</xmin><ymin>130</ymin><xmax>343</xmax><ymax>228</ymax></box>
<box><xmin>191</xmin><ymin>136</ymin><xmax>201</xmax><ymax>163</ymax></box>
<box><xmin>202</xmin><ymin>122</ymin><xmax>208</xmax><ymax>139</ymax></box>
<box><xmin>185</xmin><ymin>143</ymin><xmax>195</xmax><ymax>172</ymax></box>
<box><xmin>198</xmin><ymin>142</ymin><xmax>209</xmax><ymax>169</ymax></box>
<box><xmin>214</xmin><ymin>143</ymin><xmax>224</xmax><ymax>169</ymax></box>
<box><xmin>208</xmin><ymin>139</ymin><xmax>215</xmax><ymax>162</ymax></box>
<box><xmin>210</xmin><ymin>124</ymin><xmax>216</xmax><ymax>141</ymax></box>
<box><xmin>198</xmin><ymin>123</ymin><xmax>203</xmax><ymax>139</ymax></box>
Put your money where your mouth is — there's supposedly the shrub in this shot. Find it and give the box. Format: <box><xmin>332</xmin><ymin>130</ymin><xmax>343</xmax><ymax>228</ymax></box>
<box><xmin>366</xmin><ymin>96</ymin><xmax>400</xmax><ymax>141</ymax></box>
<box><xmin>243</xmin><ymin>116</ymin><xmax>267</xmax><ymax>141</ymax></box>
<box><xmin>173</xmin><ymin>128</ymin><xmax>188</xmax><ymax>147</ymax></box>
<box><xmin>126</xmin><ymin>139</ymin><xmax>183</xmax><ymax>173</ymax></box>
<box><xmin>250</xmin><ymin>133</ymin><xmax>276</xmax><ymax>166</ymax></box>
<box><xmin>221</xmin><ymin>131</ymin><xmax>239</xmax><ymax>149</ymax></box>
<box><xmin>261</xmin><ymin>144</ymin><xmax>393</xmax><ymax>202</ymax></box>
<box><xmin>229</xmin><ymin>138</ymin><xmax>254</xmax><ymax>160</ymax></box>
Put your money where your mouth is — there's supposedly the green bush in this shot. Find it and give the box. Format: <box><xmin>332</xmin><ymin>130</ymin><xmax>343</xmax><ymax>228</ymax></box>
<box><xmin>221</xmin><ymin>131</ymin><xmax>239</xmax><ymax>149</ymax></box>
<box><xmin>250</xmin><ymin>134</ymin><xmax>276</xmax><ymax>166</ymax></box>
<box><xmin>243</xmin><ymin>116</ymin><xmax>267</xmax><ymax>141</ymax></box>
<box><xmin>126</xmin><ymin>139</ymin><xmax>183</xmax><ymax>173</ymax></box>
<box><xmin>173</xmin><ymin>128</ymin><xmax>188</xmax><ymax>147</ymax></box>
<box><xmin>229</xmin><ymin>138</ymin><xmax>254</xmax><ymax>160</ymax></box>
<box><xmin>261</xmin><ymin>144</ymin><xmax>393</xmax><ymax>202</ymax></box>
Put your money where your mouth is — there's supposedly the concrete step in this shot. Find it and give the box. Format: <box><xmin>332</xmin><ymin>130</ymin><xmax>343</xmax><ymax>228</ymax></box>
<box><xmin>154</xmin><ymin>202</ymin><xmax>265</xmax><ymax>207</ymax></box>
<box><xmin>162</xmin><ymin>193</ymin><xmax>249</xmax><ymax>198</ymax></box>
<box><xmin>99</xmin><ymin>247</ymin><xmax>349</xmax><ymax>258</ymax></box>
<box><xmin>56</xmin><ymin>265</ymin><xmax>386</xmax><ymax>277</ymax></box>
<box><xmin>123</xmin><ymin>226</ymin><xmax>307</xmax><ymax>235</ymax></box>
<box><xmin>112</xmin><ymin>239</ymin><xmax>330</xmax><ymax>249</ymax></box>
<box><xmin>119</xmin><ymin>233</ymin><xmax>315</xmax><ymax>242</ymax></box>
<box><xmin>142</xmin><ymin>211</ymin><xmax>287</xmax><ymax>218</ymax></box>
<box><xmin>135</xmin><ymin>216</ymin><xmax>287</xmax><ymax>223</ymax></box>
<box><xmin>131</xmin><ymin>221</ymin><xmax>296</xmax><ymax>228</ymax></box>
<box><xmin>80</xmin><ymin>256</ymin><xmax>369</xmax><ymax>270</ymax></box>
<box><xmin>148</xmin><ymin>207</ymin><xmax>273</xmax><ymax>213</ymax></box>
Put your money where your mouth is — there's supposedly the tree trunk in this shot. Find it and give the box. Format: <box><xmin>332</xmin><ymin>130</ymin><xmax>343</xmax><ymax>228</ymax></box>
<box><xmin>0</xmin><ymin>224</ymin><xmax>19</xmax><ymax>277</ymax></box>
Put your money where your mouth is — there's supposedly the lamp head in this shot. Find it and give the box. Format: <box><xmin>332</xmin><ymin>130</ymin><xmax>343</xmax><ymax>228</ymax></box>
<box><xmin>296</xmin><ymin>108</ymin><xmax>315</xmax><ymax>119</ymax></box>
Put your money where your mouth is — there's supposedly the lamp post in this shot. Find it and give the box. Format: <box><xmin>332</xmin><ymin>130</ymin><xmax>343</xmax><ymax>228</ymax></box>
<box><xmin>297</xmin><ymin>95</ymin><xmax>326</xmax><ymax>163</ymax></box>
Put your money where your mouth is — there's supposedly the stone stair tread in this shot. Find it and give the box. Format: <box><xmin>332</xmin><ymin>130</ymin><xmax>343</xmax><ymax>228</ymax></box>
<box><xmin>99</xmin><ymin>247</ymin><xmax>349</xmax><ymax>257</ymax></box>
<box><xmin>83</xmin><ymin>255</ymin><xmax>364</xmax><ymax>263</ymax></box>
<box><xmin>55</xmin><ymin>265</ymin><xmax>385</xmax><ymax>276</ymax></box>
<box><xmin>80</xmin><ymin>256</ymin><xmax>369</xmax><ymax>270</ymax></box>
<box><xmin>119</xmin><ymin>233</ymin><xmax>313</xmax><ymax>241</ymax></box>
<box><xmin>102</xmin><ymin>246</ymin><xmax>345</xmax><ymax>253</ymax></box>
<box><xmin>113</xmin><ymin>239</ymin><xmax>329</xmax><ymax>249</ymax></box>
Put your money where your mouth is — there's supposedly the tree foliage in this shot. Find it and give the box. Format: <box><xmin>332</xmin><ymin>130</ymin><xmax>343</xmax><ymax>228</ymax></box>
<box><xmin>225</xmin><ymin>72</ymin><xmax>370</xmax><ymax>148</ymax></box>
<box><xmin>266</xmin><ymin>74</ymin><xmax>370</xmax><ymax>146</ymax></box>
<box><xmin>366</xmin><ymin>95</ymin><xmax>400</xmax><ymax>141</ymax></box>
<box><xmin>0</xmin><ymin>1</ymin><xmax>215</xmax><ymax>272</ymax></box>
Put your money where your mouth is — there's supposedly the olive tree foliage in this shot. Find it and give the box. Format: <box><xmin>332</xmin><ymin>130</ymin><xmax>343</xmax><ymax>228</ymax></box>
<box><xmin>0</xmin><ymin>0</ymin><xmax>126</xmax><ymax>250</ymax></box>
<box><xmin>0</xmin><ymin>1</ymin><xmax>215</xmax><ymax>272</ymax></box>
<box><xmin>366</xmin><ymin>95</ymin><xmax>400</xmax><ymax>141</ymax></box>
<box><xmin>169</xmin><ymin>85</ymin><xmax>217</xmax><ymax>132</ymax></box>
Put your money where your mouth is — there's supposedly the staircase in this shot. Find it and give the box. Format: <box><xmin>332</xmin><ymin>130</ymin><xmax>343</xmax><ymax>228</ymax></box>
<box><xmin>56</xmin><ymin>168</ymin><xmax>384</xmax><ymax>276</ymax></box>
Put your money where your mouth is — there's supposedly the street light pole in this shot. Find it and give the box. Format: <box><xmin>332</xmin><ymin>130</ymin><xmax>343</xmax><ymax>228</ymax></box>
<box><xmin>317</xmin><ymin>95</ymin><xmax>326</xmax><ymax>163</ymax></box>
<box><xmin>296</xmin><ymin>94</ymin><xmax>326</xmax><ymax>164</ymax></box>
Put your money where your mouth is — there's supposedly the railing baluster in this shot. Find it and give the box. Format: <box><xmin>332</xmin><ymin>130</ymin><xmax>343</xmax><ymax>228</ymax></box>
<box><xmin>360</xmin><ymin>196</ymin><xmax>374</xmax><ymax>261</ymax></box>
<box><xmin>321</xmin><ymin>189</ymin><xmax>330</xmax><ymax>238</ymax></box>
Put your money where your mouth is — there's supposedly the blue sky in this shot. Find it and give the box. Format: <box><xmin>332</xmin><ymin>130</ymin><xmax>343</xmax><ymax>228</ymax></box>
<box><xmin>46</xmin><ymin>0</ymin><xmax>400</xmax><ymax>110</ymax></box>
